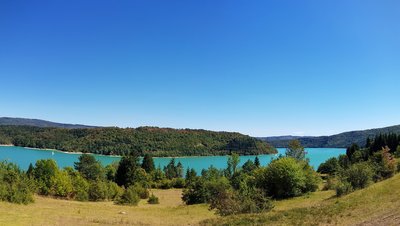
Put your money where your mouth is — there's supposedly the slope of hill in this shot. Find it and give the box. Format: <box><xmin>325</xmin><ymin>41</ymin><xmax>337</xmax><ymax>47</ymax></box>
<box><xmin>0</xmin><ymin>117</ymin><xmax>97</xmax><ymax>129</ymax></box>
<box><xmin>260</xmin><ymin>124</ymin><xmax>400</xmax><ymax>148</ymax></box>
<box><xmin>202</xmin><ymin>172</ymin><xmax>400</xmax><ymax>225</ymax></box>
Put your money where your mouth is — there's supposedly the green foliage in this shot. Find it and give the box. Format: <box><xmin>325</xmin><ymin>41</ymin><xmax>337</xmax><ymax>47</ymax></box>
<box><xmin>317</xmin><ymin>157</ymin><xmax>340</xmax><ymax>175</ymax></box>
<box><xmin>104</xmin><ymin>162</ymin><xmax>118</xmax><ymax>181</ymax></box>
<box><xmin>182</xmin><ymin>178</ymin><xmax>209</xmax><ymax>204</ymax></box>
<box><xmin>342</xmin><ymin>162</ymin><xmax>374</xmax><ymax>190</ymax></box>
<box><xmin>242</xmin><ymin>159</ymin><xmax>257</xmax><ymax>174</ymax></box>
<box><xmin>225</xmin><ymin>153</ymin><xmax>240</xmax><ymax>178</ymax></box>
<box><xmin>164</xmin><ymin>159</ymin><xmax>183</xmax><ymax>179</ymax></box>
<box><xmin>370</xmin><ymin>146</ymin><xmax>397</xmax><ymax>180</ymax></box>
<box><xmin>70</xmin><ymin>172</ymin><xmax>89</xmax><ymax>201</ymax></box>
<box><xmin>0</xmin><ymin>161</ymin><xmax>34</xmax><ymax>204</ymax></box>
<box><xmin>338</xmin><ymin>154</ymin><xmax>351</xmax><ymax>169</ymax></box>
<box><xmin>185</xmin><ymin>168</ymin><xmax>197</xmax><ymax>185</ymax></box>
<box><xmin>147</xmin><ymin>193</ymin><xmax>159</xmax><ymax>204</ymax></box>
<box><xmin>254</xmin><ymin>156</ymin><xmax>260</xmax><ymax>167</ymax></box>
<box><xmin>88</xmin><ymin>180</ymin><xmax>108</xmax><ymax>201</ymax></box>
<box><xmin>107</xmin><ymin>181</ymin><xmax>123</xmax><ymax>200</ymax></box>
<box><xmin>208</xmin><ymin>186</ymin><xmax>273</xmax><ymax>216</ymax></box>
<box><xmin>115</xmin><ymin>154</ymin><xmax>141</xmax><ymax>187</ymax></box>
<box><xmin>261</xmin><ymin>157</ymin><xmax>319</xmax><ymax>199</ymax></box>
<box><xmin>0</xmin><ymin>125</ymin><xmax>275</xmax><ymax>156</ymax></box>
<box><xmin>74</xmin><ymin>154</ymin><xmax>104</xmax><ymax>181</ymax></box>
<box><xmin>51</xmin><ymin>170</ymin><xmax>73</xmax><ymax>198</ymax></box>
<box><xmin>335</xmin><ymin>181</ymin><xmax>353</xmax><ymax>197</ymax></box>
<box><xmin>115</xmin><ymin>186</ymin><xmax>141</xmax><ymax>206</ymax></box>
<box><xmin>285</xmin><ymin>140</ymin><xmax>306</xmax><ymax>161</ymax></box>
<box><xmin>33</xmin><ymin>159</ymin><xmax>58</xmax><ymax>195</ymax></box>
<box><xmin>130</xmin><ymin>184</ymin><xmax>149</xmax><ymax>199</ymax></box>
<box><xmin>141</xmin><ymin>154</ymin><xmax>155</xmax><ymax>173</ymax></box>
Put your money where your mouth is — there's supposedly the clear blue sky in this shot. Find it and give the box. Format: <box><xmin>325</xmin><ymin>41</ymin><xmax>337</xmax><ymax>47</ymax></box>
<box><xmin>1</xmin><ymin>0</ymin><xmax>399</xmax><ymax>137</ymax></box>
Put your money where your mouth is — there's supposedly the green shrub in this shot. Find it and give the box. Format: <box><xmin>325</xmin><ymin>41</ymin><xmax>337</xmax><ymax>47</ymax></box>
<box><xmin>317</xmin><ymin>157</ymin><xmax>340</xmax><ymax>175</ymax></box>
<box><xmin>335</xmin><ymin>181</ymin><xmax>353</xmax><ymax>197</ymax></box>
<box><xmin>0</xmin><ymin>162</ymin><xmax>35</xmax><ymax>204</ymax></box>
<box><xmin>345</xmin><ymin>162</ymin><xmax>373</xmax><ymax>189</ymax></box>
<box><xmin>159</xmin><ymin>179</ymin><xmax>173</xmax><ymax>189</ymax></box>
<box><xmin>182</xmin><ymin>178</ymin><xmax>208</xmax><ymax>204</ymax></box>
<box><xmin>171</xmin><ymin>177</ymin><xmax>185</xmax><ymax>188</ymax></box>
<box><xmin>147</xmin><ymin>193</ymin><xmax>159</xmax><ymax>204</ymax></box>
<box><xmin>131</xmin><ymin>184</ymin><xmax>149</xmax><ymax>199</ymax></box>
<box><xmin>262</xmin><ymin>157</ymin><xmax>314</xmax><ymax>199</ymax></box>
<box><xmin>209</xmin><ymin>187</ymin><xmax>273</xmax><ymax>216</ymax></box>
<box><xmin>88</xmin><ymin>180</ymin><xmax>108</xmax><ymax>201</ymax></box>
<box><xmin>33</xmin><ymin>159</ymin><xmax>58</xmax><ymax>195</ymax></box>
<box><xmin>71</xmin><ymin>174</ymin><xmax>89</xmax><ymax>201</ymax></box>
<box><xmin>107</xmin><ymin>181</ymin><xmax>123</xmax><ymax>200</ymax></box>
<box><xmin>322</xmin><ymin>177</ymin><xmax>338</xmax><ymax>191</ymax></box>
<box><xmin>116</xmin><ymin>186</ymin><xmax>140</xmax><ymax>206</ymax></box>
<box><xmin>51</xmin><ymin>170</ymin><xmax>73</xmax><ymax>198</ymax></box>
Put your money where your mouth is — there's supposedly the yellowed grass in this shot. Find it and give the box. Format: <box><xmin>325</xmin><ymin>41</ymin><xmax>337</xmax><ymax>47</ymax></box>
<box><xmin>0</xmin><ymin>189</ymin><xmax>216</xmax><ymax>226</ymax></box>
<box><xmin>202</xmin><ymin>173</ymin><xmax>400</xmax><ymax>225</ymax></box>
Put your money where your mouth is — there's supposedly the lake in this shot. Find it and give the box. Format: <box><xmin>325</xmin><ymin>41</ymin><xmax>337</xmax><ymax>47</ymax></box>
<box><xmin>0</xmin><ymin>146</ymin><xmax>345</xmax><ymax>173</ymax></box>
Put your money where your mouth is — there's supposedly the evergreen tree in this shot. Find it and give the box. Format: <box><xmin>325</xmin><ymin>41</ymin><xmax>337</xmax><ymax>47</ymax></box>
<box><xmin>185</xmin><ymin>168</ymin><xmax>197</xmax><ymax>184</ymax></box>
<box><xmin>115</xmin><ymin>154</ymin><xmax>140</xmax><ymax>187</ymax></box>
<box><xmin>164</xmin><ymin>158</ymin><xmax>177</xmax><ymax>179</ymax></box>
<box><xmin>176</xmin><ymin>162</ymin><xmax>184</xmax><ymax>178</ymax></box>
<box><xmin>26</xmin><ymin>163</ymin><xmax>34</xmax><ymax>178</ymax></box>
<box><xmin>254</xmin><ymin>156</ymin><xmax>260</xmax><ymax>167</ymax></box>
<box><xmin>74</xmin><ymin>154</ymin><xmax>104</xmax><ymax>181</ymax></box>
<box><xmin>141</xmin><ymin>154</ymin><xmax>155</xmax><ymax>173</ymax></box>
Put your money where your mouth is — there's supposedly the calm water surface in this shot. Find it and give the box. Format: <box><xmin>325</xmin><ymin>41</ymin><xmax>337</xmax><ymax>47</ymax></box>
<box><xmin>0</xmin><ymin>146</ymin><xmax>345</xmax><ymax>173</ymax></box>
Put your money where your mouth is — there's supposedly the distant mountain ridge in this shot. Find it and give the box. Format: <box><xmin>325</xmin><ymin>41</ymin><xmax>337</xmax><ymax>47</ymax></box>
<box><xmin>0</xmin><ymin>117</ymin><xmax>97</xmax><ymax>129</ymax></box>
<box><xmin>260</xmin><ymin>124</ymin><xmax>400</xmax><ymax>148</ymax></box>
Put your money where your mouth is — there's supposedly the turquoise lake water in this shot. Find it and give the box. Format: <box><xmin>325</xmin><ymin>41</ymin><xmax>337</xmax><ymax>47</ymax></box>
<box><xmin>0</xmin><ymin>146</ymin><xmax>345</xmax><ymax>173</ymax></box>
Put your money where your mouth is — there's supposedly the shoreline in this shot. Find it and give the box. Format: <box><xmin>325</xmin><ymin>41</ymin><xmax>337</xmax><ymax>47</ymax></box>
<box><xmin>1</xmin><ymin>145</ymin><xmax>345</xmax><ymax>159</ymax></box>
<box><xmin>1</xmin><ymin>145</ymin><xmax>282</xmax><ymax>158</ymax></box>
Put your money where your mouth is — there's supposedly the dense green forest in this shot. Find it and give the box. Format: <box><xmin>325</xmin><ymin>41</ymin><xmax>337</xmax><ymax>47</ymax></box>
<box><xmin>0</xmin><ymin>125</ymin><xmax>276</xmax><ymax>156</ymax></box>
<box><xmin>261</xmin><ymin>124</ymin><xmax>400</xmax><ymax>148</ymax></box>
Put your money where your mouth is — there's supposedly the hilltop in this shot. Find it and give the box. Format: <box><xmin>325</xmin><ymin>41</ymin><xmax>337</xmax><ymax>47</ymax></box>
<box><xmin>261</xmin><ymin>124</ymin><xmax>400</xmax><ymax>148</ymax></box>
<box><xmin>0</xmin><ymin>120</ymin><xmax>276</xmax><ymax>156</ymax></box>
<box><xmin>0</xmin><ymin>117</ymin><xmax>97</xmax><ymax>129</ymax></box>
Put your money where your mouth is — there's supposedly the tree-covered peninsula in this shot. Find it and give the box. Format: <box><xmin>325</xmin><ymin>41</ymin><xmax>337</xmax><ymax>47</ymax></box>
<box><xmin>0</xmin><ymin>125</ymin><xmax>276</xmax><ymax>156</ymax></box>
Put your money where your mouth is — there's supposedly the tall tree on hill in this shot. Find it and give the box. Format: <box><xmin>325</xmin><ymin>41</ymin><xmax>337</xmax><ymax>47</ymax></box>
<box><xmin>141</xmin><ymin>154</ymin><xmax>155</xmax><ymax>173</ymax></box>
<box><xmin>285</xmin><ymin>140</ymin><xmax>306</xmax><ymax>161</ymax></box>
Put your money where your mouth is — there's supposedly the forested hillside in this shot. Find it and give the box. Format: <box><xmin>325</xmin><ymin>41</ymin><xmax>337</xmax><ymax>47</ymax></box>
<box><xmin>0</xmin><ymin>125</ymin><xmax>276</xmax><ymax>156</ymax></box>
<box><xmin>261</xmin><ymin>124</ymin><xmax>400</xmax><ymax>148</ymax></box>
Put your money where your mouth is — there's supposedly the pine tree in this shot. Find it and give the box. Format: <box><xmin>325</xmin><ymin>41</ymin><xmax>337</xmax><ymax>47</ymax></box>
<box><xmin>254</xmin><ymin>156</ymin><xmax>260</xmax><ymax>167</ymax></box>
<box><xmin>141</xmin><ymin>154</ymin><xmax>155</xmax><ymax>173</ymax></box>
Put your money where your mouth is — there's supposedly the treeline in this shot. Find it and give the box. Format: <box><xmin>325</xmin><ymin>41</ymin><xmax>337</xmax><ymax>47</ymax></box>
<box><xmin>318</xmin><ymin>133</ymin><xmax>400</xmax><ymax>196</ymax></box>
<box><xmin>1</xmin><ymin>140</ymin><xmax>321</xmax><ymax>218</ymax></box>
<box><xmin>0</xmin><ymin>125</ymin><xmax>276</xmax><ymax>156</ymax></box>
<box><xmin>0</xmin><ymin>153</ymin><xmax>192</xmax><ymax>205</ymax></box>
<box><xmin>182</xmin><ymin>140</ymin><xmax>320</xmax><ymax>215</ymax></box>
<box><xmin>262</xmin><ymin>125</ymin><xmax>400</xmax><ymax>148</ymax></box>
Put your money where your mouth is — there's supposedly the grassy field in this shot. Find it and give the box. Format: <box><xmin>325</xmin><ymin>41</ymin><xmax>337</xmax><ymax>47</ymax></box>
<box><xmin>0</xmin><ymin>189</ymin><xmax>215</xmax><ymax>226</ymax></box>
<box><xmin>201</xmin><ymin>173</ymin><xmax>400</xmax><ymax>226</ymax></box>
<box><xmin>2</xmin><ymin>174</ymin><xmax>400</xmax><ymax>226</ymax></box>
